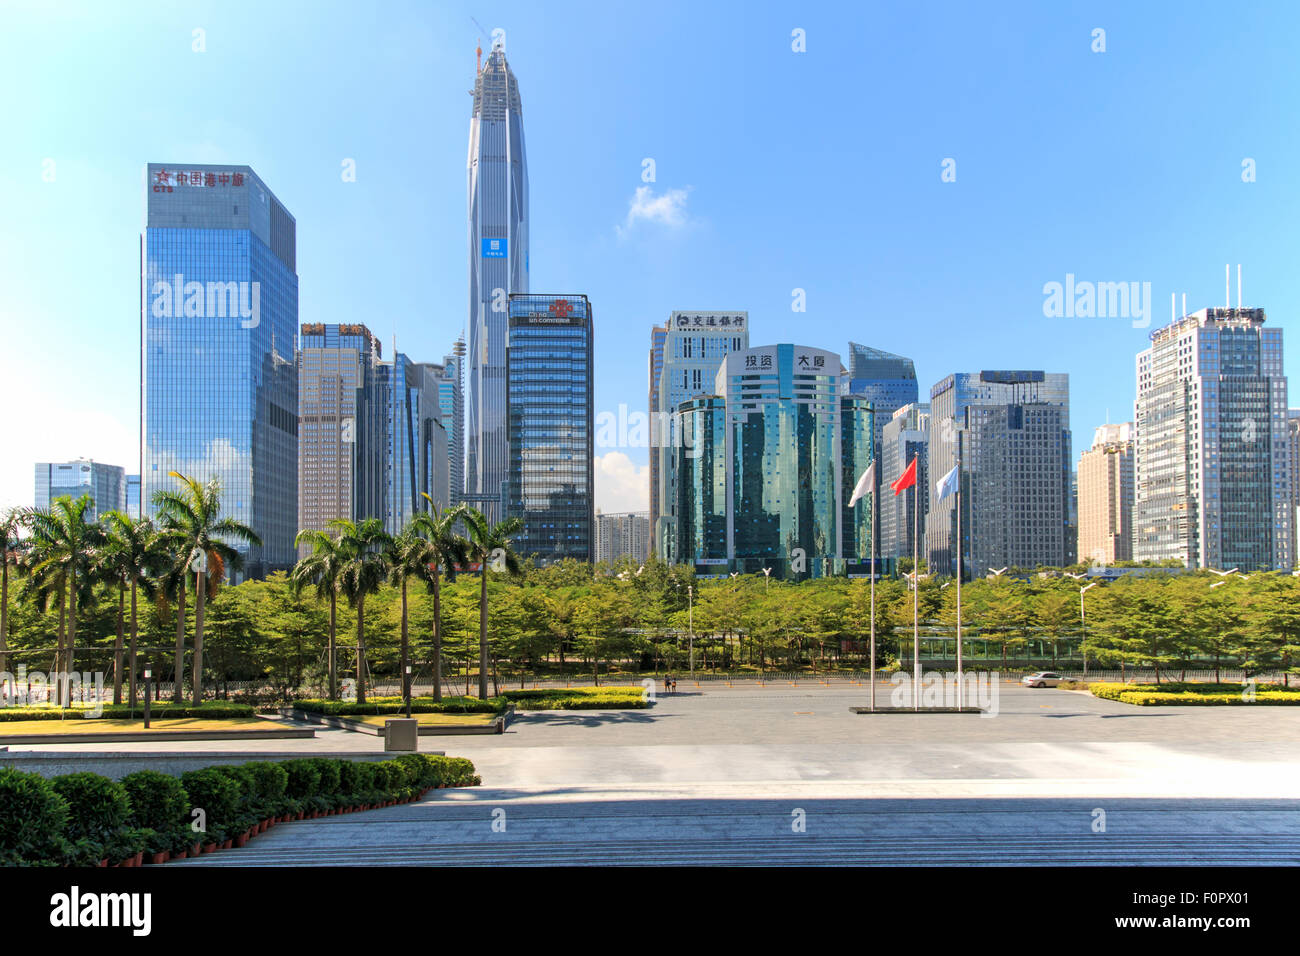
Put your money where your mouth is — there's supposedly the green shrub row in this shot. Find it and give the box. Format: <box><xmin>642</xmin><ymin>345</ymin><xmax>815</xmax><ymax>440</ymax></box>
<box><xmin>507</xmin><ymin>692</ymin><xmax>648</xmax><ymax>711</ymax></box>
<box><xmin>1090</xmin><ymin>682</ymin><xmax>1300</xmax><ymax>705</ymax></box>
<box><xmin>291</xmin><ymin>696</ymin><xmax>503</xmax><ymax>716</ymax></box>
<box><xmin>0</xmin><ymin>703</ymin><xmax>255</xmax><ymax>723</ymax></box>
<box><xmin>0</xmin><ymin>754</ymin><xmax>479</xmax><ymax>866</ymax></box>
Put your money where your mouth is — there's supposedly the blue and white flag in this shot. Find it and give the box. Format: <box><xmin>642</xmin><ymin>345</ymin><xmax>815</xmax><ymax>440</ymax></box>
<box><xmin>935</xmin><ymin>464</ymin><xmax>959</xmax><ymax>502</ymax></box>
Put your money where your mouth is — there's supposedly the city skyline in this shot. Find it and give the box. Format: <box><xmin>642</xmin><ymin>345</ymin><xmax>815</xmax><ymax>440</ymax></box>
<box><xmin>5</xmin><ymin>2</ymin><xmax>1300</xmax><ymax>518</ymax></box>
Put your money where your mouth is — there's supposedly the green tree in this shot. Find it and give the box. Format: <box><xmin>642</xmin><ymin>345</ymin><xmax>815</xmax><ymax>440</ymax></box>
<box><xmin>100</xmin><ymin>512</ymin><xmax>163</xmax><ymax>705</ymax></box>
<box><xmin>25</xmin><ymin>494</ymin><xmax>104</xmax><ymax>703</ymax></box>
<box><xmin>460</xmin><ymin>508</ymin><xmax>523</xmax><ymax>699</ymax></box>
<box><xmin>409</xmin><ymin>499</ymin><xmax>469</xmax><ymax>701</ymax></box>
<box><xmin>0</xmin><ymin>508</ymin><xmax>27</xmax><ymax>677</ymax></box>
<box><xmin>290</xmin><ymin>528</ymin><xmax>346</xmax><ymax>699</ymax></box>
<box><xmin>152</xmin><ymin>472</ymin><xmax>261</xmax><ymax>704</ymax></box>
<box><xmin>332</xmin><ymin>518</ymin><xmax>392</xmax><ymax>705</ymax></box>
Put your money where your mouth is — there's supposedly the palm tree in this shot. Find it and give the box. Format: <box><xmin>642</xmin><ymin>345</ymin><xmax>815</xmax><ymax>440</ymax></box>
<box><xmin>100</xmin><ymin>512</ymin><xmax>162</xmax><ymax>706</ymax></box>
<box><xmin>460</xmin><ymin>508</ymin><xmax>523</xmax><ymax>699</ymax></box>
<box><xmin>387</xmin><ymin>525</ymin><xmax>434</xmax><ymax>711</ymax></box>
<box><xmin>0</xmin><ymin>508</ymin><xmax>27</xmax><ymax>678</ymax></box>
<box><xmin>290</xmin><ymin>528</ymin><xmax>346</xmax><ymax>699</ymax></box>
<box><xmin>25</xmin><ymin>495</ymin><xmax>104</xmax><ymax>704</ymax></box>
<box><xmin>333</xmin><ymin>518</ymin><xmax>392</xmax><ymax>705</ymax></box>
<box><xmin>410</xmin><ymin>498</ymin><xmax>468</xmax><ymax>702</ymax></box>
<box><xmin>153</xmin><ymin>472</ymin><xmax>261</xmax><ymax>705</ymax></box>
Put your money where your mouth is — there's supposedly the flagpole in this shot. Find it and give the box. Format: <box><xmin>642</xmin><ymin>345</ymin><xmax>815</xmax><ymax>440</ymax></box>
<box><xmin>869</xmin><ymin>455</ymin><xmax>877</xmax><ymax>713</ymax></box>
<box><xmin>912</xmin><ymin>455</ymin><xmax>919</xmax><ymax>712</ymax></box>
<box><xmin>956</xmin><ymin>453</ymin><xmax>963</xmax><ymax>710</ymax></box>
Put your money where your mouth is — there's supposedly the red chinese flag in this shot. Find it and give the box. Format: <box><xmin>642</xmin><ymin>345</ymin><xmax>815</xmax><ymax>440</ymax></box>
<box><xmin>891</xmin><ymin>456</ymin><xmax>918</xmax><ymax>496</ymax></box>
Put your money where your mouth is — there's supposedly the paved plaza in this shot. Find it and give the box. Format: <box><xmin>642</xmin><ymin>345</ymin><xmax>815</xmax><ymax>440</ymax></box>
<box><xmin>13</xmin><ymin>682</ymin><xmax>1300</xmax><ymax>865</ymax></box>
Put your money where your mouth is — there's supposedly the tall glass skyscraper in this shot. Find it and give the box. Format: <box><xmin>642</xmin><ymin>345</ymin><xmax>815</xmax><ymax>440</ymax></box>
<box><xmin>297</xmin><ymin>323</ymin><xmax>384</xmax><ymax>546</ymax></box>
<box><xmin>142</xmin><ymin>163</ymin><xmax>298</xmax><ymax>578</ymax></box>
<box><xmin>654</xmin><ymin>312</ymin><xmax>748</xmax><ymax>560</ymax></box>
<box><xmin>672</xmin><ymin>395</ymin><xmax>728</xmax><ymax>573</ymax></box>
<box><xmin>1134</xmin><ymin>307</ymin><xmax>1290</xmax><ymax>570</ymax></box>
<box><xmin>719</xmin><ymin>344</ymin><xmax>845</xmax><ymax>580</ymax></box>
<box><xmin>507</xmin><ymin>294</ymin><xmax>593</xmax><ymax>562</ymax></box>
<box><xmin>647</xmin><ymin>321</ymin><xmax>670</xmax><ymax>550</ymax></box>
<box><xmin>466</xmin><ymin>39</ymin><xmax>529</xmax><ymax>522</ymax></box>
<box><xmin>926</xmin><ymin>371</ymin><xmax>1071</xmax><ymax>577</ymax></box>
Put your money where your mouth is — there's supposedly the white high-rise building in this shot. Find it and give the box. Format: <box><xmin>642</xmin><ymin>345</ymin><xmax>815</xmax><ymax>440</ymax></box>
<box><xmin>1134</xmin><ymin>307</ymin><xmax>1291</xmax><ymax>570</ymax></box>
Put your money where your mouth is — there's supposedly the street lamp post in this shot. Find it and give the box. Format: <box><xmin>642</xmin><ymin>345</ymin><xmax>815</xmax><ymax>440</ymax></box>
<box><xmin>404</xmin><ymin>665</ymin><xmax>412</xmax><ymax>718</ymax></box>
<box><xmin>142</xmin><ymin>669</ymin><xmax>152</xmax><ymax>729</ymax></box>
<box><xmin>1080</xmin><ymin>583</ymin><xmax>1098</xmax><ymax>679</ymax></box>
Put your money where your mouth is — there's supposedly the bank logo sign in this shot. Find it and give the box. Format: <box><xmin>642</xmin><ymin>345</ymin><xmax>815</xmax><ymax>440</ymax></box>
<box><xmin>482</xmin><ymin>237</ymin><xmax>508</xmax><ymax>258</ymax></box>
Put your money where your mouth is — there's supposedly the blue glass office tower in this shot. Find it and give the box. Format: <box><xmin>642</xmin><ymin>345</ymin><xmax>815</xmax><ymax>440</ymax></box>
<box><xmin>672</xmin><ymin>396</ymin><xmax>728</xmax><ymax>574</ymax></box>
<box><xmin>35</xmin><ymin>460</ymin><xmax>125</xmax><ymax>522</ymax></box>
<box><xmin>719</xmin><ymin>344</ymin><xmax>844</xmax><ymax>580</ymax></box>
<box><xmin>840</xmin><ymin>397</ymin><xmax>875</xmax><ymax>572</ymax></box>
<box><xmin>507</xmin><ymin>294</ymin><xmax>593</xmax><ymax>562</ymax></box>
<box><xmin>466</xmin><ymin>40</ymin><xmax>529</xmax><ymax>522</ymax></box>
<box><xmin>142</xmin><ymin>163</ymin><xmax>298</xmax><ymax>578</ymax></box>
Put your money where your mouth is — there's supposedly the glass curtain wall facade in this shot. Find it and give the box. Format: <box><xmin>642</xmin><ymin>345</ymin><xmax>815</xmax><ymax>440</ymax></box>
<box><xmin>142</xmin><ymin>162</ymin><xmax>298</xmax><ymax>578</ymax></box>
<box><xmin>1134</xmin><ymin>308</ymin><xmax>1291</xmax><ymax>570</ymax></box>
<box><xmin>840</xmin><ymin>397</ymin><xmax>875</xmax><ymax>572</ymax></box>
<box><xmin>297</xmin><ymin>323</ymin><xmax>383</xmax><ymax>547</ymax></box>
<box><xmin>507</xmin><ymin>294</ymin><xmax>594</xmax><ymax>562</ymax></box>
<box><xmin>647</xmin><ymin>322</ymin><xmax>669</xmax><ymax>553</ymax></box>
<box><xmin>926</xmin><ymin>371</ymin><xmax>1071</xmax><ymax>577</ymax></box>
<box><xmin>721</xmin><ymin>345</ymin><xmax>842</xmax><ymax>580</ymax></box>
<box><xmin>880</xmin><ymin>403</ymin><xmax>930</xmax><ymax>561</ymax></box>
<box><xmin>34</xmin><ymin>460</ymin><xmax>125</xmax><ymax>522</ymax></box>
<box><xmin>655</xmin><ymin>312</ymin><xmax>748</xmax><ymax>561</ymax></box>
<box><xmin>466</xmin><ymin>42</ymin><xmax>529</xmax><ymax>522</ymax></box>
<box><xmin>377</xmin><ymin>355</ymin><xmax>450</xmax><ymax>535</ymax></box>
<box><xmin>673</xmin><ymin>395</ymin><xmax>728</xmax><ymax>573</ymax></box>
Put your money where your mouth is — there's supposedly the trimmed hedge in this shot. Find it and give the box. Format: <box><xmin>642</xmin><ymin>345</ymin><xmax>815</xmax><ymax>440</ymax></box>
<box><xmin>292</xmin><ymin>696</ymin><xmax>502</xmax><ymax>716</ymax></box>
<box><xmin>503</xmin><ymin>687</ymin><xmax>647</xmax><ymax>710</ymax></box>
<box><xmin>0</xmin><ymin>754</ymin><xmax>479</xmax><ymax>866</ymax></box>
<box><xmin>0</xmin><ymin>703</ymin><xmax>255</xmax><ymax>722</ymax></box>
<box><xmin>1091</xmin><ymin>682</ymin><xmax>1300</xmax><ymax>706</ymax></box>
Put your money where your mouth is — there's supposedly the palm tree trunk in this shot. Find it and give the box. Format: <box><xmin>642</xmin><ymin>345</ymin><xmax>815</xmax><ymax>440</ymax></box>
<box><xmin>431</xmin><ymin>570</ymin><xmax>443</xmax><ymax>703</ymax></box>
<box><xmin>173</xmin><ymin>585</ymin><xmax>186</xmax><ymax>704</ymax></box>
<box><xmin>328</xmin><ymin>590</ymin><xmax>337</xmax><ymax>700</ymax></box>
<box><xmin>128</xmin><ymin>577</ymin><xmax>139</xmax><ymax>709</ymax></box>
<box><xmin>53</xmin><ymin>592</ymin><xmax>66</xmax><ymax>705</ymax></box>
<box><xmin>356</xmin><ymin>593</ymin><xmax>367</xmax><ymax>705</ymax></box>
<box><xmin>192</xmin><ymin>569</ymin><xmax>206</xmax><ymax>705</ymax></box>
<box><xmin>66</xmin><ymin>569</ymin><xmax>77</xmax><ymax>707</ymax></box>
<box><xmin>478</xmin><ymin>572</ymin><xmax>489</xmax><ymax>699</ymax></box>
<box><xmin>400</xmin><ymin>579</ymin><xmax>410</xmax><ymax>706</ymax></box>
<box><xmin>112</xmin><ymin>580</ymin><xmax>126</xmax><ymax>704</ymax></box>
<box><xmin>0</xmin><ymin>556</ymin><xmax>8</xmax><ymax>677</ymax></box>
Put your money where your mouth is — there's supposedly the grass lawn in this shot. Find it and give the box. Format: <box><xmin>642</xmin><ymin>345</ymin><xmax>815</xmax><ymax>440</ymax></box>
<box><xmin>342</xmin><ymin>713</ymin><xmax>499</xmax><ymax>728</ymax></box>
<box><xmin>0</xmin><ymin>717</ymin><xmax>280</xmax><ymax>735</ymax></box>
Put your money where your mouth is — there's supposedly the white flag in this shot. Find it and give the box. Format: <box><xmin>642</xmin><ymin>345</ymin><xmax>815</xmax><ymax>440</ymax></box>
<box><xmin>849</xmin><ymin>461</ymin><xmax>875</xmax><ymax>508</ymax></box>
<box><xmin>935</xmin><ymin>464</ymin><xmax>959</xmax><ymax>502</ymax></box>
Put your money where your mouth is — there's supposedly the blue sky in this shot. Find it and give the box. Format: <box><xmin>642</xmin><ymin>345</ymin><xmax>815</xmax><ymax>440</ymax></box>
<box><xmin>2</xmin><ymin>0</ymin><xmax>1298</xmax><ymax>511</ymax></box>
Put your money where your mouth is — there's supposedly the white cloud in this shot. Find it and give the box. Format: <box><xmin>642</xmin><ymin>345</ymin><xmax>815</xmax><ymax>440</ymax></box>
<box><xmin>617</xmin><ymin>185</ymin><xmax>691</xmax><ymax>237</ymax></box>
<box><xmin>594</xmin><ymin>452</ymin><xmax>649</xmax><ymax>513</ymax></box>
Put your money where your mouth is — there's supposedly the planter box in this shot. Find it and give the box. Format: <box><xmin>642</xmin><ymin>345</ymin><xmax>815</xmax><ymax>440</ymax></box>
<box><xmin>150</xmin><ymin>851</ymin><xmax>170</xmax><ymax>865</ymax></box>
<box><xmin>202</xmin><ymin>843</ymin><xmax>217</xmax><ymax>854</ymax></box>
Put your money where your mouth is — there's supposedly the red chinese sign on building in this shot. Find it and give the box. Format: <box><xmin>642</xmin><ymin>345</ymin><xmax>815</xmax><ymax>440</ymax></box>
<box><xmin>151</xmin><ymin>168</ymin><xmax>245</xmax><ymax>193</ymax></box>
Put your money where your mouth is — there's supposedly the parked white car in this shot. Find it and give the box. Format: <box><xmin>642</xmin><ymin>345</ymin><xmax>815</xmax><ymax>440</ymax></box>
<box><xmin>1021</xmin><ymin>671</ymin><xmax>1066</xmax><ymax>688</ymax></box>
